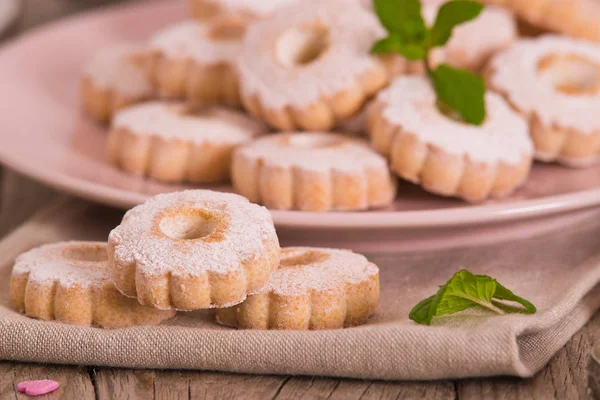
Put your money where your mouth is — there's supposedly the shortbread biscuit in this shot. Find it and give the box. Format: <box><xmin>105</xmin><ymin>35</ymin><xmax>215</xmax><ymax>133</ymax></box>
<box><xmin>10</xmin><ymin>242</ymin><xmax>175</xmax><ymax>328</ymax></box>
<box><xmin>108</xmin><ymin>102</ymin><xmax>265</xmax><ymax>183</ymax></box>
<box><xmin>426</xmin><ymin>3</ymin><xmax>517</xmax><ymax>72</ymax></box>
<box><xmin>237</xmin><ymin>0</ymin><xmax>390</xmax><ymax>131</ymax></box>
<box><xmin>149</xmin><ymin>19</ymin><xmax>244</xmax><ymax>106</ymax></box>
<box><xmin>108</xmin><ymin>190</ymin><xmax>280</xmax><ymax>310</ymax></box>
<box><xmin>81</xmin><ymin>44</ymin><xmax>154</xmax><ymax>124</ymax></box>
<box><xmin>481</xmin><ymin>0</ymin><xmax>600</xmax><ymax>42</ymax></box>
<box><xmin>189</xmin><ymin>0</ymin><xmax>297</xmax><ymax>21</ymax></box>
<box><xmin>216</xmin><ymin>247</ymin><xmax>379</xmax><ymax>330</ymax></box>
<box><xmin>487</xmin><ymin>36</ymin><xmax>600</xmax><ymax>167</ymax></box>
<box><xmin>232</xmin><ymin>132</ymin><xmax>396</xmax><ymax>211</ymax></box>
<box><xmin>368</xmin><ymin>76</ymin><xmax>533</xmax><ymax>202</ymax></box>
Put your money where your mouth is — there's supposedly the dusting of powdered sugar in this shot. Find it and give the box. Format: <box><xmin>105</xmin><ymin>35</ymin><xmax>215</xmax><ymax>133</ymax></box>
<box><xmin>237</xmin><ymin>132</ymin><xmax>389</xmax><ymax>173</ymax></box>
<box><xmin>237</xmin><ymin>0</ymin><xmax>385</xmax><ymax>109</ymax></box>
<box><xmin>83</xmin><ymin>43</ymin><xmax>153</xmax><ymax>96</ymax></box>
<box><xmin>150</xmin><ymin>19</ymin><xmax>242</xmax><ymax>65</ymax></box>
<box><xmin>108</xmin><ymin>190</ymin><xmax>278</xmax><ymax>277</ymax></box>
<box><xmin>112</xmin><ymin>102</ymin><xmax>265</xmax><ymax>144</ymax></box>
<box><xmin>377</xmin><ymin>76</ymin><xmax>533</xmax><ymax>165</ymax></box>
<box><xmin>264</xmin><ymin>247</ymin><xmax>378</xmax><ymax>296</ymax></box>
<box><xmin>215</xmin><ymin>0</ymin><xmax>298</xmax><ymax>17</ymax></box>
<box><xmin>489</xmin><ymin>35</ymin><xmax>600</xmax><ymax>135</ymax></box>
<box><xmin>12</xmin><ymin>242</ymin><xmax>111</xmax><ymax>289</ymax></box>
<box><xmin>423</xmin><ymin>3</ymin><xmax>516</xmax><ymax>69</ymax></box>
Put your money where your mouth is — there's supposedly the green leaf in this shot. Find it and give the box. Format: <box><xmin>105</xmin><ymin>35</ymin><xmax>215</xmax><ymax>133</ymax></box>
<box><xmin>494</xmin><ymin>283</ymin><xmax>537</xmax><ymax>314</ymax></box>
<box><xmin>409</xmin><ymin>269</ymin><xmax>537</xmax><ymax>325</ymax></box>
<box><xmin>371</xmin><ymin>35</ymin><xmax>426</xmax><ymax>60</ymax></box>
<box><xmin>408</xmin><ymin>295</ymin><xmax>435</xmax><ymax>324</ymax></box>
<box><xmin>373</xmin><ymin>0</ymin><xmax>427</xmax><ymax>42</ymax></box>
<box><xmin>429</xmin><ymin>0</ymin><xmax>484</xmax><ymax>47</ymax></box>
<box><xmin>430</xmin><ymin>64</ymin><xmax>486</xmax><ymax>125</ymax></box>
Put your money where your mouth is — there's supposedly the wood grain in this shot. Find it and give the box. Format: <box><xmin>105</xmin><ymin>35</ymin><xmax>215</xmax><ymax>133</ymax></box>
<box><xmin>94</xmin><ymin>368</ymin><xmax>154</xmax><ymax>400</ymax></box>
<box><xmin>0</xmin><ymin>172</ymin><xmax>61</xmax><ymax>237</ymax></box>
<box><xmin>0</xmin><ymin>362</ymin><xmax>95</xmax><ymax>399</ymax></box>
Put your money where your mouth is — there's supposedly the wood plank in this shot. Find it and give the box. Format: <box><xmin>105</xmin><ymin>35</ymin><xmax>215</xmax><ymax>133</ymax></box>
<box><xmin>457</xmin><ymin>311</ymin><xmax>600</xmax><ymax>399</ymax></box>
<box><xmin>272</xmin><ymin>377</ymin><xmax>339</xmax><ymax>399</ymax></box>
<box><xmin>93</xmin><ymin>368</ymin><xmax>155</xmax><ymax>400</ymax></box>
<box><xmin>356</xmin><ymin>380</ymin><xmax>455</xmax><ymax>400</ymax></box>
<box><xmin>272</xmin><ymin>377</ymin><xmax>455</xmax><ymax>400</ymax></box>
<box><xmin>0</xmin><ymin>362</ymin><xmax>17</xmax><ymax>400</ymax></box>
<box><xmin>188</xmin><ymin>372</ymin><xmax>288</xmax><ymax>400</ymax></box>
<box><xmin>153</xmin><ymin>370</ymin><xmax>190</xmax><ymax>400</ymax></box>
<box><xmin>0</xmin><ymin>171</ymin><xmax>61</xmax><ymax>237</ymax></box>
<box><xmin>0</xmin><ymin>361</ymin><xmax>95</xmax><ymax>399</ymax></box>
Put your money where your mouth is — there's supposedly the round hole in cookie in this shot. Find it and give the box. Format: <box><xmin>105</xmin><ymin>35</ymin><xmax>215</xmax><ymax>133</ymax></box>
<box><xmin>538</xmin><ymin>54</ymin><xmax>600</xmax><ymax>96</ymax></box>
<box><xmin>207</xmin><ymin>16</ymin><xmax>247</xmax><ymax>41</ymax></box>
<box><xmin>285</xmin><ymin>134</ymin><xmax>345</xmax><ymax>149</ymax></box>
<box><xmin>280</xmin><ymin>250</ymin><xmax>330</xmax><ymax>268</ymax></box>
<box><xmin>62</xmin><ymin>245</ymin><xmax>108</xmax><ymax>263</ymax></box>
<box><xmin>159</xmin><ymin>210</ymin><xmax>223</xmax><ymax>241</ymax></box>
<box><xmin>276</xmin><ymin>23</ymin><xmax>330</xmax><ymax>67</ymax></box>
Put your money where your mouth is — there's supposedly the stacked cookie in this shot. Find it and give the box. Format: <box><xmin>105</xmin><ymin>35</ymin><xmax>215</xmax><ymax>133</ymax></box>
<box><xmin>81</xmin><ymin>0</ymin><xmax>600</xmax><ymax>205</ymax></box>
<box><xmin>11</xmin><ymin>190</ymin><xmax>380</xmax><ymax>330</ymax></box>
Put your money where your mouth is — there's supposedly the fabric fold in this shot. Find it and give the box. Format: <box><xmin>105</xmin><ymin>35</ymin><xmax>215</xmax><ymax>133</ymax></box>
<box><xmin>0</xmin><ymin>200</ymin><xmax>599</xmax><ymax>380</ymax></box>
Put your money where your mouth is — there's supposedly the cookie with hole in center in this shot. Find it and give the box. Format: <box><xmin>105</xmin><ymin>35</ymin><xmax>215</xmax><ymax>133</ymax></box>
<box><xmin>10</xmin><ymin>241</ymin><xmax>175</xmax><ymax>328</ymax></box>
<box><xmin>480</xmin><ymin>0</ymin><xmax>600</xmax><ymax>42</ymax></box>
<box><xmin>149</xmin><ymin>18</ymin><xmax>246</xmax><ymax>106</ymax></box>
<box><xmin>189</xmin><ymin>0</ymin><xmax>297</xmax><ymax>21</ymax></box>
<box><xmin>487</xmin><ymin>35</ymin><xmax>600</xmax><ymax>167</ymax></box>
<box><xmin>81</xmin><ymin>44</ymin><xmax>154</xmax><ymax>124</ymax></box>
<box><xmin>216</xmin><ymin>247</ymin><xmax>379</xmax><ymax>330</ymax></box>
<box><xmin>108</xmin><ymin>190</ymin><xmax>280</xmax><ymax>311</ymax></box>
<box><xmin>368</xmin><ymin>76</ymin><xmax>533</xmax><ymax>202</ymax></box>
<box><xmin>237</xmin><ymin>0</ymin><xmax>390</xmax><ymax>131</ymax></box>
<box><xmin>108</xmin><ymin>102</ymin><xmax>265</xmax><ymax>183</ymax></box>
<box><xmin>232</xmin><ymin>132</ymin><xmax>397</xmax><ymax>211</ymax></box>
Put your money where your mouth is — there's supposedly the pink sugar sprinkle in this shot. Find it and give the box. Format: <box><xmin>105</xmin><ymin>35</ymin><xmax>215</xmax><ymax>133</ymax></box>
<box><xmin>16</xmin><ymin>380</ymin><xmax>60</xmax><ymax>396</ymax></box>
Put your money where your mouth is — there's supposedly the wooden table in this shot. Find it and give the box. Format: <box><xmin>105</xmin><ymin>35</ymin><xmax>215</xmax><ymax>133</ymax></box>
<box><xmin>0</xmin><ymin>1</ymin><xmax>597</xmax><ymax>398</ymax></box>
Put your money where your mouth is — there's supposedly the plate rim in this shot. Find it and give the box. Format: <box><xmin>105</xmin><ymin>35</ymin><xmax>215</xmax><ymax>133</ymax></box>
<box><xmin>0</xmin><ymin>0</ymin><xmax>599</xmax><ymax>229</ymax></box>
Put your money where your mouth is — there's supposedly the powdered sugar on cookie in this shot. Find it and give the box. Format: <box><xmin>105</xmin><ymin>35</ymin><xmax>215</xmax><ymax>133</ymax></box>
<box><xmin>489</xmin><ymin>35</ymin><xmax>600</xmax><ymax>135</ymax></box>
<box><xmin>377</xmin><ymin>76</ymin><xmax>532</xmax><ymax>165</ymax></box>
<box><xmin>266</xmin><ymin>247</ymin><xmax>378</xmax><ymax>296</ymax></box>
<box><xmin>150</xmin><ymin>19</ymin><xmax>243</xmax><ymax>64</ymax></box>
<box><xmin>13</xmin><ymin>242</ymin><xmax>111</xmax><ymax>289</ymax></box>
<box><xmin>83</xmin><ymin>44</ymin><xmax>152</xmax><ymax>97</ymax></box>
<box><xmin>109</xmin><ymin>190</ymin><xmax>277</xmax><ymax>277</ymax></box>
<box><xmin>424</xmin><ymin>3</ymin><xmax>516</xmax><ymax>70</ymax></box>
<box><xmin>237</xmin><ymin>133</ymin><xmax>388</xmax><ymax>173</ymax></box>
<box><xmin>112</xmin><ymin>102</ymin><xmax>265</xmax><ymax>145</ymax></box>
<box><xmin>216</xmin><ymin>0</ymin><xmax>298</xmax><ymax>17</ymax></box>
<box><xmin>238</xmin><ymin>0</ymin><xmax>385</xmax><ymax>109</ymax></box>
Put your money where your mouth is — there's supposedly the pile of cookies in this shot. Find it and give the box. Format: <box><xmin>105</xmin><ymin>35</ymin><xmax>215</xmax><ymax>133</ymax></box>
<box><xmin>81</xmin><ymin>0</ymin><xmax>600</xmax><ymax>207</ymax></box>
<box><xmin>10</xmin><ymin>190</ymin><xmax>380</xmax><ymax>330</ymax></box>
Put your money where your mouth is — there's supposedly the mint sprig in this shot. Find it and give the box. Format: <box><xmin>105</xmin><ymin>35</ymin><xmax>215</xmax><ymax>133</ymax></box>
<box><xmin>409</xmin><ymin>269</ymin><xmax>537</xmax><ymax>325</ymax></box>
<box><xmin>372</xmin><ymin>0</ymin><xmax>486</xmax><ymax>125</ymax></box>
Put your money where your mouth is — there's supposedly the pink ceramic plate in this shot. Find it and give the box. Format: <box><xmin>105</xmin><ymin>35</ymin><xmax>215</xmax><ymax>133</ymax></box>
<box><xmin>0</xmin><ymin>0</ymin><xmax>599</xmax><ymax>250</ymax></box>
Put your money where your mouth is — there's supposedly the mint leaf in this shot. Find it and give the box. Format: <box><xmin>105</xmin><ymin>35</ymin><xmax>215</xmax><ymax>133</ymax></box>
<box><xmin>373</xmin><ymin>0</ymin><xmax>427</xmax><ymax>42</ymax></box>
<box><xmin>409</xmin><ymin>269</ymin><xmax>536</xmax><ymax>325</ymax></box>
<box><xmin>370</xmin><ymin>0</ymin><xmax>488</xmax><ymax>126</ymax></box>
<box><xmin>371</xmin><ymin>35</ymin><xmax>426</xmax><ymax>60</ymax></box>
<box><xmin>494</xmin><ymin>283</ymin><xmax>537</xmax><ymax>313</ymax></box>
<box><xmin>429</xmin><ymin>0</ymin><xmax>484</xmax><ymax>47</ymax></box>
<box><xmin>408</xmin><ymin>295</ymin><xmax>435</xmax><ymax>324</ymax></box>
<box><xmin>430</xmin><ymin>64</ymin><xmax>486</xmax><ymax>125</ymax></box>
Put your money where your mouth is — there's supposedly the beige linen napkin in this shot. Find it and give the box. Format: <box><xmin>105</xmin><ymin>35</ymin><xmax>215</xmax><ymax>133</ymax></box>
<box><xmin>1</xmin><ymin>199</ymin><xmax>600</xmax><ymax>381</ymax></box>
